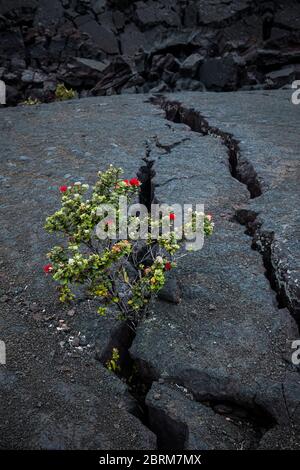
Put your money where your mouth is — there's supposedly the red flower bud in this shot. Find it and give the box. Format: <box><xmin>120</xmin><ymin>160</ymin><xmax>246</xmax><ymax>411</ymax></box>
<box><xmin>164</xmin><ymin>262</ymin><xmax>172</xmax><ymax>271</ymax></box>
<box><xmin>43</xmin><ymin>264</ymin><xmax>53</xmax><ymax>274</ymax></box>
<box><xmin>129</xmin><ymin>178</ymin><xmax>141</xmax><ymax>187</ymax></box>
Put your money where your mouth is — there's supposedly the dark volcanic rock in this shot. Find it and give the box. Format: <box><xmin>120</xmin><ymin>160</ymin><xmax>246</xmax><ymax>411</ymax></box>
<box><xmin>0</xmin><ymin>28</ymin><xmax>25</xmax><ymax>59</ymax></box>
<box><xmin>158</xmin><ymin>277</ymin><xmax>181</xmax><ymax>304</ymax></box>
<box><xmin>57</xmin><ymin>57</ymin><xmax>109</xmax><ymax>88</ymax></box>
<box><xmin>0</xmin><ymin>94</ymin><xmax>178</xmax><ymax>449</ymax></box>
<box><xmin>265</xmin><ymin>65</ymin><xmax>300</xmax><ymax>88</ymax></box>
<box><xmin>130</xmin><ymin>90</ymin><xmax>300</xmax><ymax>448</ymax></box>
<box><xmin>199</xmin><ymin>55</ymin><xmax>239</xmax><ymax>90</ymax></box>
<box><xmin>197</xmin><ymin>0</ymin><xmax>251</xmax><ymax>25</ymax></box>
<box><xmin>258</xmin><ymin>425</ymin><xmax>300</xmax><ymax>450</ymax></box>
<box><xmin>34</xmin><ymin>0</ymin><xmax>64</xmax><ymax>29</ymax></box>
<box><xmin>169</xmin><ymin>90</ymin><xmax>300</xmax><ymax>323</ymax></box>
<box><xmin>5</xmin><ymin>84</ymin><xmax>22</xmax><ymax>105</ymax></box>
<box><xmin>76</xmin><ymin>15</ymin><xmax>119</xmax><ymax>54</ymax></box>
<box><xmin>120</xmin><ymin>23</ymin><xmax>149</xmax><ymax>57</ymax></box>
<box><xmin>1</xmin><ymin>0</ymin><xmax>299</xmax><ymax>104</ymax></box>
<box><xmin>135</xmin><ymin>1</ymin><xmax>180</xmax><ymax>29</ymax></box>
<box><xmin>1</xmin><ymin>43</ymin><xmax>300</xmax><ymax>452</ymax></box>
<box><xmin>91</xmin><ymin>56</ymin><xmax>132</xmax><ymax>94</ymax></box>
<box><xmin>180</xmin><ymin>53</ymin><xmax>204</xmax><ymax>77</ymax></box>
<box><xmin>146</xmin><ymin>383</ymin><xmax>258</xmax><ymax>449</ymax></box>
<box><xmin>152</xmin><ymin>53</ymin><xmax>180</xmax><ymax>73</ymax></box>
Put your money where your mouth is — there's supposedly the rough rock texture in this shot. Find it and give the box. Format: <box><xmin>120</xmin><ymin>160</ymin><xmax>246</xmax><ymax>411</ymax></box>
<box><xmin>161</xmin><ymin>90</ymin><xmax>300</xmax><ymax>323</ymax></box>
<box><xmin>1</xmin><ymin>0</ymin><xmax>300</xmax><ymax>104</ymax></box>
<box><xmin>146</xmin><ymin>382</ymin><xmax>259</xmax><ymax>450</ymax></box>
<box><xmin>129</xmin><ymin>90</ymin><xmax>300</xmax><ymax>449</ymax></box>
<box><xmin>0</xmin><ymin>90</ymin><xmax>299</xmax><ymax>449</ymax></box>
<box><xmin>0</xmin><ymin>296</ymin><xmax>156</xmax><ymax>449</ymax></box>
<box><xmin>0</xmin><ymin>94</ymin><xmax>170</xmax><ymax>449</ymax></box>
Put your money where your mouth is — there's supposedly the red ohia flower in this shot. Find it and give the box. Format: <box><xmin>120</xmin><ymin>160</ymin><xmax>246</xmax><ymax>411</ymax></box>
<box><xmin>129</xmin><ymin>178</ymin><xmax>141</xmax><ymax>187</ymax></box>
<box><xmin>122</xmin><ymin>179</ymin><xmax>130</xmax><ymax>185</ymax></box>
<box><xmin>169</xmin><ymin>213</ymin><xmax>176</xmax><ymax>221</ymax></box>
<box><xmin>164</xmin><ymin>262</ymin><xmax>172</xmax><ymax>271</ymax></box>
<box><xmin>43</xmin><ymin>264</ymin><xmax>53</xmax><ymax>274</ymax></box>
<box><xmin>59</xmin><ymin>185</ymin><xmax>68</xmax><ymax>192</ymax></box>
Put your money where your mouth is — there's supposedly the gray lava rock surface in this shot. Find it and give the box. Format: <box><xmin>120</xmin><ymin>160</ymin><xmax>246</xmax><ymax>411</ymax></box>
<box><xmin>0</xmin><ymin>90</ymin><xmax>299</xmax><ymax>449</ymax></box>
<box><xmin>0</xmin><ymin>94</ymin><xmax>172</xmax><ymax>449</ymax></box>
<box><xmin>130</xmin><ymin>90</ymin><xmax>300</xmax><ymax>449</ymax></box>
<box><xmin>146</xmin><ymin>382</ymin><xmax>259</xmax><ymax>450</ymax></box>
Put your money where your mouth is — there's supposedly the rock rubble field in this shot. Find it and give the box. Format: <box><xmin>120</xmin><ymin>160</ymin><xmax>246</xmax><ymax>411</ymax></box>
<box><xmin>1</xmin><ymin>0</ymin><xmax>299</xmax><ymax>104</ymax></box>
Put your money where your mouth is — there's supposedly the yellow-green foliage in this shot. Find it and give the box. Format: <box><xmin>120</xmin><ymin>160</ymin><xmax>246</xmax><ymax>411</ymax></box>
<box><xmin>106</xmin><ymin>348</ymin><xmax>121</xmax><ymax>373</ymax></box>
<box><xmin>55</xmin><ymin>83</ymin><xmax>76</xmax><ymax>101</ymax></box>
<box><xmin>21</xmin><ymin>97</ymin><xmax>41</xmax><ymax>105</ymax></box>
<box><xmin>44</xmin><ymin>165</ymin><xmax>214</xmax><ymax>323</ymax></box>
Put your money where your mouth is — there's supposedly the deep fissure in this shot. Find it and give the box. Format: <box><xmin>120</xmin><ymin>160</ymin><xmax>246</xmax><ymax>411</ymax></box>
<box><xmin>150</xmin><ymin>95</ymin><xmax>262</xmax><ymax>199</ymax></box>
<box><xmin>96</xmin><ymin>116</ymin><xmax>280</xmax><ymax>449</ymax></box>
<box><xmin>150</xmin><ymin>95</ymin><xmax>296</xmax><ymax>321</ymax></box>
<box><xmin>147</xmin><ymin>388</ymin><xmax>276</xmax><ymax>450</ymax></box>
<box><xmin>236</xmin><ymin>209</ymin><xmax>291</xmax><ymax>315</ymax></box>
<box><xmin>96</xmin><ymin>152</ymin><xmax>158</xmax><ymax>444</ymax></box>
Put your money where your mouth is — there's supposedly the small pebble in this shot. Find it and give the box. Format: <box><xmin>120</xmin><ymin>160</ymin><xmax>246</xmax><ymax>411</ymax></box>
<box><xmin>71</xmin><ymin>337</ymin><xmax>80</xmax><ymax>347</ymax></box>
